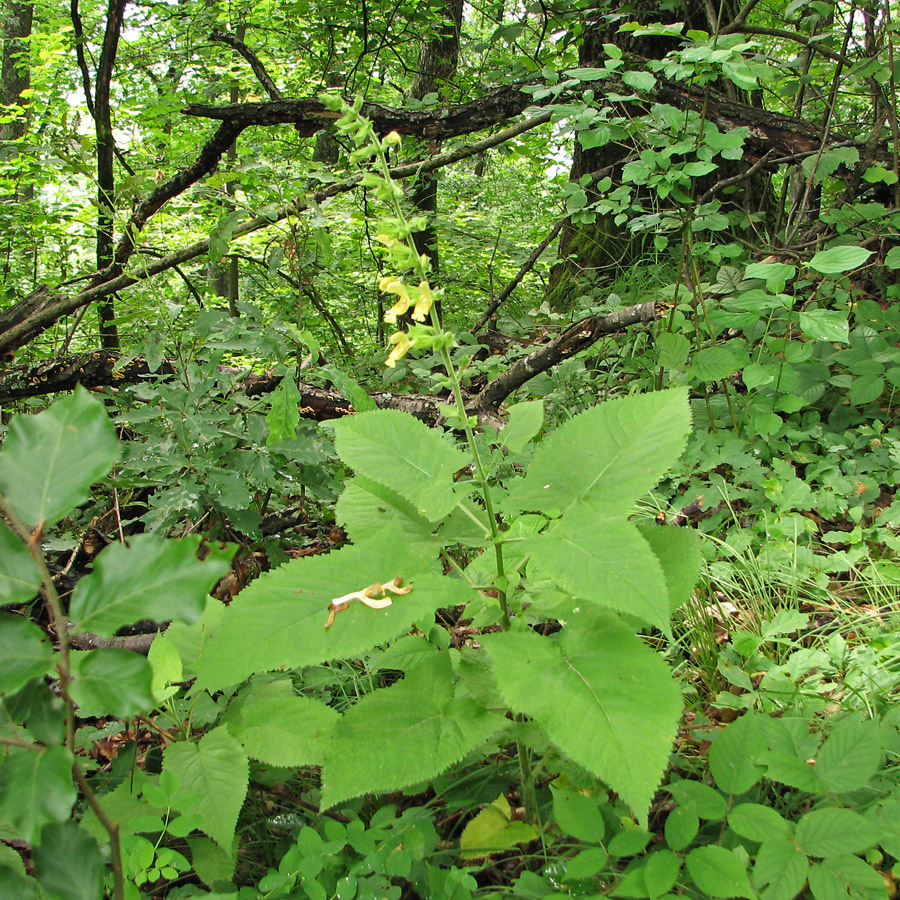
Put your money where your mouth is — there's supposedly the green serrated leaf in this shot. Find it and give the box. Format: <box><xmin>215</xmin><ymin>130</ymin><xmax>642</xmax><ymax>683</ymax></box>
<box><xmin>798</xmin><ymin>309</ymin><xmax>850</xmax><ymax>343</ymax></box>
<box><xmin>752</xmin><ymin>837</ymin><xmax>809</xmax><ymax>900</ymax></box>
<box><xmin>68</xmin><ymin>649</ymin><xmax>154</xmax><ymax>717</ymax></box>
<box><xmin>330</xmin><ymin>409</ymin><xmax>468</xmax><ymax>522</ymax></box>
<box><xmin>32</xmin><ymin>822</ymin><xmax>104</xmax><ymax>900</ymax></box>
<box><xmin>527</xmin><ymin>512</ymin><xmax>670</xmax><ymax>630</ymax></box>
<box><xmin>226</xmin><ymin>682</ymin><xmax>338</xmax><ymax>766</ymax></box>
<box><xmin>163</xmin><ymin>727</ymin><xmax>248</xmax><ymax>851</ymax></box>
<box><xmin>655</xmin><ymin>332</ymin><xmax>690</xmax><ymax>370</ymax></box>
<box><xmin>482</xmin><ymin>608</ymin><xmax>681</xmax><ymax>824</ymax></box>
<box><xmin>187</xmin><ymin>836</ymin><xmax>237</xmax><ymax>889</ymax></box>
<box><xmin>808</xmin><ymin>856</ymin><xmax>885</xmax><ymax>900</ymax></box>
<box><xmin>69</xmin><ymin>535</ymin><xmax>232</xmax><ymax>636</ymax></box>
<box><xmin>795</xmin><ymin>808</ymin><xmax>882</xmax><ymax>857</ymax></box>
<box><xmin>506</xmin><ymin>389</ymin><xmax>690</xmax><ymax>517</ymax></box>
<box><xmin>320</xmin><ymin>653</ymin><xmax>504</xmax><ymax>809</ymax></box>
<box><xmin>688</xmin><ymin>346</ymin><xmax>741</xmax><ymax>383</ymax></box>
<box><xmin>0</xmin><ymin>864</ymin><xmax>36</xmax><ymax>899</ymax></box>
<box><xmin>636</xmin><ymin>524</ymin><xmax>701</xmax><ymax>612</ymax></box>
<box><xmin>336</xmin><ymin>475</ymin><xmax>435</xmax><ymax>546</ymax></box>
<box><xmin>0</xmin><ymin>388</ymin><xmax>118</xmax><ymax>528</ymax></box>
<box><xmin>266</xmin><ymin>374</ymin><xmax>302</xmax><ymax>445</ymax></box>
<box><xmin>0</xmin><ymin>521</ymin><xmax>41</xmax><ymax>608</ymax></box>
<box><xmin>196</xmin><ymin>529</ymin><xmax>470</xmax><ymax>691</ymax></box>
<box><xmin>708</xmin><ymin>713</ymin><xmax>767</xmax><ymax>793</ymax></box>
<box><xmin>808</xmin><ymin>246</ymin><xmax>873</xmax><ymax>274</ymax></box>
<box><xmin>728</xmin><ymin>803</ymin><xmax>792</xmax><ymax>843</ymax></box>
<box><xmin>321</xmin><ymin>364</ymin><xmax>376</xmax><ymax>413</ymax></box>
<box><xmin>0</xmin><ymin>614</ymin><xmax>54</xmax><ymax>696</ymax></box>
<box><xmin>685</xmin><ymin>846</ymin><xmax>754</xmax><ymax>898</ymax></box>
<box><xmin>0</xmin><ymin>745</ymin><xmax>76</xmax><ymax>845</ymax></box>
<box><xmin>815</xmin><ymin>718</ymin><xmax>882</xmax><ymax>792</ymax></box>
<box><xmin>500</xmin><ymin>400</ymin><xmax>544</xmax><ymax>453</ymax></box>
<box><xmin>148</xmin><ymin>633</ymin><xmax>182</xmax><ymax>702</ymax></box>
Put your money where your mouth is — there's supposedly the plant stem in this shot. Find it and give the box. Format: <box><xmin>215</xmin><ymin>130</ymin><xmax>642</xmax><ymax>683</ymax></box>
<box><xmin>72</xmin><ymin>762</ymin><xmax>125</xmax><ymax>900</ymax></box>
<box><xmin>0</xmin><ymin>494</ymin><xmax>126</xmax><ymax>900</ymax></box>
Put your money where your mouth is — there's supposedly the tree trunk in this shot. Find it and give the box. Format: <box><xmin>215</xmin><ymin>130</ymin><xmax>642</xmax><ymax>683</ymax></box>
<box><xmin>548</xmin><ymin>1</ymin><xmax>752</xmax><ymax>311</ymax></box>
<box><xmin>404</xmin><ymin>0</ymin><xmax>464</xmax><ymax>287</ymax></box>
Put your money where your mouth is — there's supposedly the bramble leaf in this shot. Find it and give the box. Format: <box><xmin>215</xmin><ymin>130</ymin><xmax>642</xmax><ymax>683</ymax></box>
<box><xmin>33</xmin><ymin>822</ymin><xmax>104</xmax><ymax>900</ymax></box>
<box><xmin>68</xmin><ymin>649</ymin><xmax>155</xmax><ymax>717</ymax></box>
<box><xmin>226</xmin><ymin>680</ymin><xmax>338</xmax><ymax>767</ymax></box>
<box><xmin>0</xmin><ymin>746</ymin><xmax>76</xmax><ymax>845</ymax></box>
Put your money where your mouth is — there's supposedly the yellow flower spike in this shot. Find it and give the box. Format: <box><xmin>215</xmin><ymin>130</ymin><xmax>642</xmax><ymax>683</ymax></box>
<box><xmin>412</xmin><ymin>280</ymin><xmax>435</xmax><ymax>322</ymax></box>
<box><xmin>385</xmin><ymin>331</ymin><xmax>413</xmax><ymax>367</ymax></box>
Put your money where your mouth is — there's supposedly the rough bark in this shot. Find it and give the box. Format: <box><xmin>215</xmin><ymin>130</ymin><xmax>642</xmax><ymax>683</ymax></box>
<box><xmin>72</xmin><ymin>0</ymin><xmax>126</xmax><ymax>348</ymax></box>
<box><xmin>0</xmin><ymin>0</ymin><xmax>32</xmax><ymax>141</ymax></box>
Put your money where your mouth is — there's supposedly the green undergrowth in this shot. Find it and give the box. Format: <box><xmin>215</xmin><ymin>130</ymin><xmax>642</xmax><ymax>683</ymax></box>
<box><xmin>4</xmin><ymin>94</ymin><xmax>900</xmax><ymax>900</ymax></box>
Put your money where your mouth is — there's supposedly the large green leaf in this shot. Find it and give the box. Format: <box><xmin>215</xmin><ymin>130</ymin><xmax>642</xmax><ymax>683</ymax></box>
<box><xmin>226</xmin><ymin>680</ymin><xmax>338</xmax><ymax>766</ymax></box>
<box><xmin>482</xmin><ymin>608</ymin><xmax>681</xmax><ymax>823</ymax></box>
<box><xmin>68</xmin><ymin>535</ymin><xmax>232</xmax><ymax>636</ymax></box>
<box><xmin>752</xmin><ymin>837</ymin><xmax>809</xmax><ymax>900</ymax></box>
<box><xmin>0</xmin><ymin>746</ymin><xmax>76</xmax><ymax>844</ymax></box>
<box><xmin>0</xmin><ymin>388</ymin><xmax>119</xmax><ymax>528</ymax></box>
<box><xmin>685</xmin><ymin>846</ymin><xmax>754</xmax><ymax>899</ymax></box>
<box><xmin>0</xmin><ymin>614</ymin><xmax>54</xmax><ymax>696</ymax></box>
<box><xmin>68</xmin><ymin>649</ymin><xmax>155</xmax><ymax>717</ymax></box>
<box><xmin>636</xmin><ymin>524</ymin><xmax>702</xmax><ymax>612</ymax></box>
<box><xmin>499</xmin><ymin>400</ymin><xmax>544</xmax><ymax>453</ymax></box>
<box><xmin>0</xmin><ymin>521</ymin><xmax>41</xmax><ymax>608</ymax></box>
<box><xmin>504</xmin><ymin>389</ymin><xmax>690</xmax><ymax>517</ymax></box>
<box><xmin>798</xmin><ymin>309</ymin><xmax>850</xmax><ymax>343</ymax></box>
<box><xmin>163</xmin><ymin>727</ymin><xmax>248</xmax><ymax>852</ymax></box>
<box><xmin>33</xmin><ymin>822</ymin><xmax>104</xmax><ymax>900</ymax></box>
<box><xmin>320</xmin><ymin>653</ymin><xmax>504</xmax><ymax>809</ymax></box>
<box><xmin>0</xmin><ymin>864</ymin><xmax>36</xmax><ymax>900</ymax></box>
<box><xmin>526</xmin><ymin>511</ymin><xmax>670</xmax><ymax>630</ymax></box>
<box><xmin>336</xmin><ymin>474</ymin><xmax>436</xmax><ymax>546</ymax></box>
<box><xmin>265</xmin><ymin>373</ymin><xmax>302</xmax><ymax>445</ymax></box>
<box><xmin>330</xmin><ymin>409</ymin><xmax>468</xmax><ymax>521</ymax></box>
<box><xmin>808</xmin><ymin>245</ymin><xmax>873</xmax><ymax>274</ymax></box>
<box><xmin>196</xmin><ymin>529</ymin><xmax>471</xmax><ymax>691</ymax></box>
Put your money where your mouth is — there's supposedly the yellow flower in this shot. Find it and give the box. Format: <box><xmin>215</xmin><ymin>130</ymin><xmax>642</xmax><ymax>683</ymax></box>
<box><xmin>385</xmin><ymin>331</ymin><xmax>413</xmax><ymax>367</ymax></box>
<box><xmin>382</xmin><ymin>130</ymin><xmax>402</xmax><ymax>148</ymax></box>
<box><xmin>412</xmin><ymin>280</ymin><xmax>435</xmax><ymax>322</ymax></box>
<box><xmin>379</xmin><ymin>277</ymin><xmax>412</xmax><ymax>324</ymax></box>
<box><xmin>375</xmin><ymin>233</ymin><xmax>397</xmax><ymax>248</ymax></box>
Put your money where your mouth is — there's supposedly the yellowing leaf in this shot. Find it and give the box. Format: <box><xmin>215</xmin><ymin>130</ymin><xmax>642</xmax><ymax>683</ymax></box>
<box><xmin>460</xmin><ymin>796</ymin><xmax>539</xmax><ymax>859</ymax></box>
